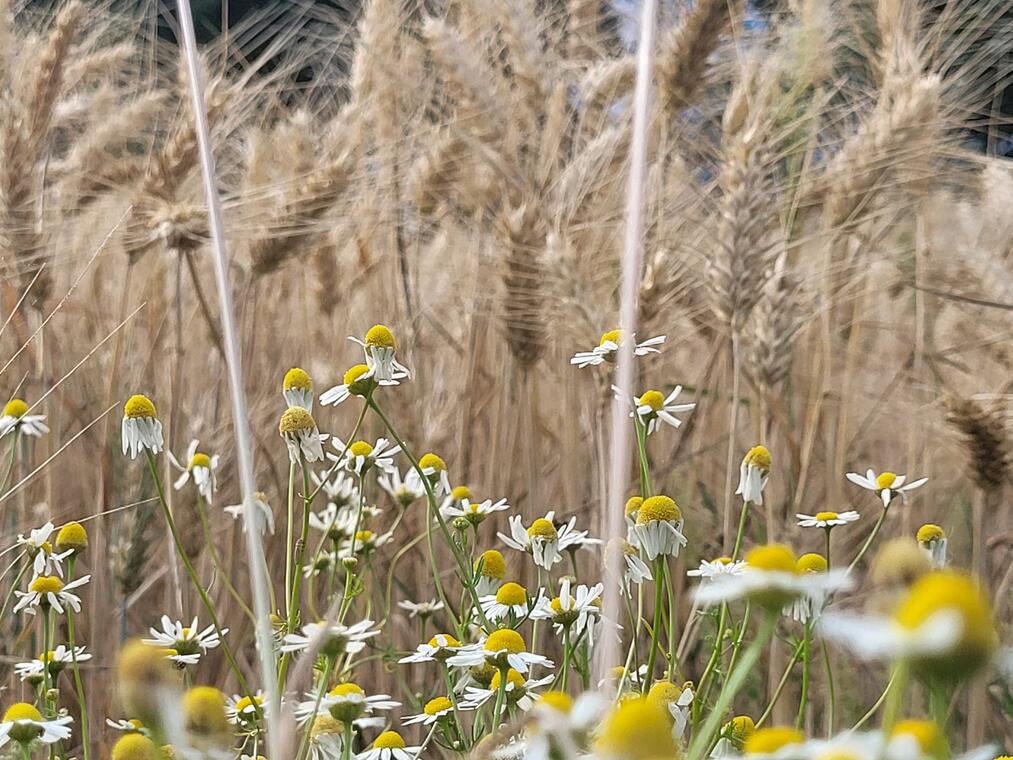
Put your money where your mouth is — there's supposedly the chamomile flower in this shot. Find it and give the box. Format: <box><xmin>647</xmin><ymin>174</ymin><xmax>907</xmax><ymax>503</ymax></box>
<box><xmin>820</xmin><ymin>570</ymin><xmax>996</xmax><ymax>682</ymax></box>
<box><xmin>846</xmin><ymin>469</ymin><xmax>928</xmax><ymax>507</ymax></box>
<box><xmin>358</xmin><ymin>731</ymin><xmax>421</xmax><ymax>760</ymax></box>
<box><xmin>340</xmin><ymin>529</ymin><xmax>392</xmax><ymax>556</ymax></box>
<box><xmin>595</xmin><ymin>696</ymin><xmax>679</xmax><ymax>760</ymax></box>
<box><xmin>17</xmin><ymin>522</ymin><xmax>71</xmax><ymax>576</ymax></box>
<box><xmin>624</xmin><ymin>496</ymin><xmax>643</xmax><ymax>531</ymax></box>
<box><xmin>917</xmin><ymin>524</ymin><xmax>948</xmax><ymax>568</ymax></box>
<box><xmin>168</xmin><ymin>439</ymin><xmax>219</xmax><ymax>503</ymax></box>
<box><xmin>522</xmin><ymin>691</ymin><xmax>605</xmax><ymax>760</ymax></box>
<box><xmin>331</xmin><ymin>437</ymin><xmax>400</xmax><ymax>476</ymax></box>
<box><xmin>0</xmin><ymin>703</ymin><xmax>73</xmax><ymax>749</ymax></box>
<box><xmin>740</xmin><ymin>726</ymin><xmax>805</xmax><ymax>757</ymax></box>
<box><xmin>280</xmin><ymin>619</ymin><xmax>380</xmax><ymax>658</ymax></box>
<box><xmin>614</xmin><ymin>385</ymin><xmax>696</xmax><ymax>435</ymax></box>
<box><xmin>688</xmin><ymin>557</ymin><xmax>747</xmax><ymax>582</ymax></box>
<box><xmin>0</xmin><ymin>398</ymin><xmax>49</xmax><ymax>438</ymax></box>
<box><xmin>14</xmin><ymin>574</ymin><xmax>90</xmax><ymax>615</ymax></box>
<box><xmin>630</xmin><ymin>495</ymin><xmax>687</xmax><ymax>560</ymax></box>
<box><xmin>461</xmin><ymin>669</ymin><xmax>554</xmax><ymax>711</ymax></box>
<box><xmin>308</xmin><ymin>502</ymin><xmax>360</xmax><ymax>541</ymax></box>
<box><xmin>694</xmin><ymin>544</ymin><xmax>850</xmax><ymax>611</ymax></box>
<box><xmin>570</xmin><ymin>330</ymin><xmax>666</xmax><ymax>368</ymax></box>
<box><xmin>412</xmin><ymin>452</ymin><xmax>452</xmax><ymax>497</ymax></box>
<box><xmin>226</xmin><ymin>692</ymin><xmax>266</xmax><ymax>726</ymax></box>
<box><xmin>320</xmin><ymin>363</ymin><xmax>388</xmax><ymax>408</ymax></box>
<box><xmin>796</xmin><ymin>510</ymin><xmax>860</xmax><ymax>529</ymax></box>
<box><xmin>785</xmin><ymin>553</ymin><xmax>832</xmax><ymax>624</ymax></box>
<box><xmin>600</xmin><ymin>663</ymin><xmax>650</xmax><ymax>692</ymax></box>
<box><xmin>105</xmin><ymin>718</ymin><xmax>146</xmax><ymax>734</ymax></box>
<box><xmin>735</xmin><ymin>446</ymin><xmax>771</xmax><ymax>505</ymax></box>
<box><xmin>279</xmin><ymin>406</ymin><xmax>325</xmax><ymax>463</ymax></box>
<box><xmin>312</xmin><ymin>470</ymin><xmax>359</xmax><ymax>508</ymax></box>
<box><xmin>14</xmin><ymin>645</ymin><xmax>91</xmax><ymax>683</ymax></box>
<box><xmin>143</xmin><ymin>616</ymin><xmax>226</xmax><ymax>665</ymax></box>
<box><xmin>442</xmin><ymin>496</ymin><xmax>510</xmax><ymax>525</ymax></box>
<box><xmin>398</xmin><ymin>598</ymin><xmax>444</xmax><ymax>619</ymax></box>
<box><xmin>349</xmin><ymin>324</ymin><xmax>410</xmax><ymax>384</ymax></box>
<box><xmin>223</xmin><ymin>491</ymin><xmax>275</xmax><ymax>534</ymax></box>
<box><xmin>399</xmin><ymin>633</ymin><xmax>462</xmax><ymax>664</ymax></box>
<box><xmin>498</xmin><ymin>512</ymin><xmax>591</xmax><ymax>570</ymax></box>
<box><xmin>474</xmin><ymin>549</ymin><xmax>508</xmax><ymax>595</ymax></box>
<box><xmin>299</xmin><ymin>683</ymin><xmax>399</xmax><ymax>725</ymax></box>
<box><xmin>401</xmin><ymin>695</ymin><xmax>457</xmax><ymax>726</ymax></box>
<box><xmin>283</xmin><ymin>367</ymin><xmax>314</xmax><ymax>410</ymax></box>
<box><xmin>378</xmin><ymin>468</ymin><xmax>425</xmax><ymax>508</ymax></box>
<box><xmin>605</xmin><ymin>538</ymin><xmax>653</xmax><ymax>594</ymax></box>
<box><xmin>711</xmin><ymin>715</ymin><xmax>756</xmax><ymax>757</ymax></box>
<box><xmin>121</xmin><ymin>394</ymin><xmax>163</xmax><ymax>459</ymax></box>
<box><xmin>480</xmin><ymin>582</ymin><xmax>540</xmax><ymax>622</ymax></box>
<box><xmin>532</xmin><ymin>578</ymin><xmax>604</xmax><ymax>644</ymax></box>
<box><xmin>306</xmin><ymin>715</ymin><xmax>345</xmax><ymax>760</ymax></box>
<box><xmin>647</xmin><ymin>680</ymin><xmax>694</xmax><ymax>740</ymax></box>
<box><xmin>447</xmin><ymin>628</ymin><xmax>554</xmax><ymax>674</ymax></box>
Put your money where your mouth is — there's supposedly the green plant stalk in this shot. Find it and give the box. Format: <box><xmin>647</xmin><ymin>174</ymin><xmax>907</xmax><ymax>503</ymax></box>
<box><xmin>757</xmin><ymin>637</ymin><xmax>807</xmax><ymax>727</ymax></box>
<box><xmin>822</xmin><ymin>639</ymin><xmax>836</xmax><ymax>735</ymax></box>
<box><xmin>287</xmin><ymin>453</ymin><xmax>314</xmax><ymax>633</ymax></box>
<box><xmin>634</xmin><ymin>414</ymin><xmax>653</xmax><ymax>497</ymax></box>
<box><xmin>731</xmin><ymin>500</ymin><xmax>750</xmax><ymax>561</ymax></box>
<box><xmin>643</xmin><ymin>556</ymin><xmax>666</xmax><ymax>690</ymax></box>
<box><xmin>195</xmin><ymin>495</ymin><xmax>255</xmax><ymax>622</ymax></box>
<box><xmin>284</xmin><ymin>462</ymin><xmax>296</xmax><ymax>622</ymax></box>
<box><xmin>65</xmin><ymin>556</ymin><xmax>89</xmax><ymax>760</ymax></box>
<box><xmin>491</xmin><ymin>665</ymin><xmax>510</xmax><ymax>732</ymax></box>
<box><xmin>796</xmin><ymin>619</ymin><xmax>814</xmax><ymax>729</ymax></box>
<box><xmin>295</xmin><ymin>656</ymin><xmax>335</xmax><ymax>760</ymax></box>
<box><xmin>849</xmin><ymin>507</ymin><xmax>889</xmax><ymax>573</ymax></box>
<box><xmin>880</xmin><ymin>658</ymin><xmax>910</xmax><ymax>735</ymax></box>
<box><xmin>853</xmin><ymin>669</ymin><xmax>896</xmax><ymax>730</ymax></box>
<box><xmin>665</xmin><ymin>560</ymin><xmax>679</xmax><ymax>680</ymax></box>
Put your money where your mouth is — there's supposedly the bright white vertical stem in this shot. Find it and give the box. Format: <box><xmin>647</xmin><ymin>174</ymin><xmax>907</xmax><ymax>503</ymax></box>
<box><xmin>174</xmin><ymin>1</ymin><xmax>281</xmax><ymax>752</ymax></box>
<box><xmin>596</xmin><ymin>0</ymin><xmax>657</xmax><ymax>685</ymax></box>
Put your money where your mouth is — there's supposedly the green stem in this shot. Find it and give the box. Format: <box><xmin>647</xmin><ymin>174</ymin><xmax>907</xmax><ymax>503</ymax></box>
<box><xmin>65</xmin><ymin>557</ymin><xmax>90</xmax><ymax>760</ymax></box>
<box><xmin>285</xmin><ymin>462</ymin><xmax>296</xmax><ymax>619</ymax></box>
<box><xmin>731</xmin><ymin>500</ymin><xmax>751</xmax><ymax>561</ymax></box>
<box><xmin>757</xmin><ymin>637</ymin><xmax>807</xmax><ymax>727</ymax></box>
<box><xmin>880</xmin><ymin>658</ymin><xmax>910</xmax><ymax>735</ymax></box>
<box><xmin>849</xmin><ymin>507</ymin><xmax>889</xmax><ymax>573</ymax></box>
<box><xmin>664</xmin><ymin>560</ymin><xmax>679</xmax><ymax>680</ymax></box>
<box><xmin>853</xmin><ymin>669</ymin><xmax>896</xmax><ymax>730</ymax></box>
<box><xmin>295</xmin><ymin>656</ymin><xmax>335</xmax><ymax>760</ymax></box>
<box><xmin>822</xmin><ymin>639</ymin><xmax>836</xmax><ymax>735</ymax></box>
<box><xmin>491</xmin><ymin>666</ymin><xmax>509</xmax><ymax>732</ymax></box>
<box><xmin>643</xmin><ymin>557</ymin><xmax>665</xmax><ymax>690</ymax></box>
<box><xmin>195</xmin><ymin>496</ymin><xmax>255</xmax><ymax>622</ymax></box>
<box><xmin>795</xmin><ymin>620</ymin><xmax>813</xmax><ymax>729</ymax></box>
<box><xmin>634</xmin><ymin>415</ymin><xmax>653</xmax><ymax>497</ymax></box>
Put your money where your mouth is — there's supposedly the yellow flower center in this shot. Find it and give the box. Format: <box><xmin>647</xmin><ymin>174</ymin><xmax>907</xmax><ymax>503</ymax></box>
<box><xmin>600</xmin><ymin>329</ymin><xmax>622</xmax><ymax>346</ymax></box>
<box><xmin>917</xmin><ymin>524</ymin><xmax>945</xmax><ymax>543</ymax></box>
<box><xmin>283</xmin><ymin>367</ymin><xmax>312</xmax><ymax>391</ymax></box>
<box><xmin>647</xmin><ymin>680</ymin><xmax>682</xmax><ymax>704</ymax></box>
<box><xmin>343</xmin><ymin>364</ymin><xmax>371</xmax><ymax>387</ymax></box>
<box><xmin>55</xmin><ymin>522</ymin><xmax>88</xmax><ymax>552</ymax></box>
<box><xmin>745</xmin><ymin>544</ymin><xmax>798</xmax><ymax>574</ymax></box>
<box><xmin>595</xmin><ymin>697</ymin><xmax>678</xmax><ymax>760</ymax></box>
<box><xmin>3</xmin><ymin>399</ymin><xmax>28</xmax><ymax>418</ymax></box>
<box><xmin>891</xmin><ymin>720</ymin><xmax>944</xmax><ymax>756</ymax></box>
<box><xmin>235</xmin><ymin>695</ymin><xmax>262</xmax><ymax>712</ymax></box>
<box><xmin>373</xmin><ymin>731</ymin><xmax>407</xmax><ymax>749</ymax></box>
<box><xmin>714</xmin><ymin>556</ymin><xmax>733</xmax><ymax>565</ymax></box>
<box><xmin>744</xmin><ymin>727</ymin><xmax>804</xmax><ymax>755</ymax></box>
<box><xmin>111</xmin><ymin>733</ymin><xmax>159</xmax><ymax>760</ymax></box>
<box><xmin>624</xmin><ymin>496</ymin><xmax>643</xmax><ymax>516</ymax></box>
<box><xmin>30</xmin><ymin>576</ymin><xmax>64</xmax><ymax>595</ymax></box>
<box><xmin>3</xmin><ymin>703</ymin><xmax>43</xmax><ymax>722</ymax></box>
<box><xmin>427</xmin><ymin>634</ymin><xmax>461</xmax><ymax>649</ymax></box>
<box><xmin>495</xmin><ymin>582</ymin><xmax>527</xmax><ymax>606</ymax></box>
<box><xmin>451</xmin><ymin>485</ymin><xmax>471</xmax><ymax>500</ymax></box>
<box><xmin>527</xmin><ymin>518</ymin><xmax>557</xmax><ymax>540</ymax></box>
<box><xmin>796</xmin><ymin>553</ymin><xmax>828</xmax><ymax>574</ymax></box>
<box><xmin>475</xmin><ymin>550</ymin><xmax>506</xmax><ymax>579</ymax></box>
<box><xmin>484</xmin><ymin>628</ymin><xmax>526</xmax><ymax>654</ymax></box>
<box><xmin>419</xmin><ymin>453</ymin><xmax>447</xmax><ymax>471</ymax></box>
<box><xmin>279</xmin><ymin>406</ymin><xmax>315</xmax><ymax>434</ymax></box>
<box><xmin>124</xmin><ymin>395</ymin><xmax>156</xmax><ymax>419</ymax></box>
<box><xmin>744</xmin><ymin>445</ymin><xmax>772</xmax><ymax>471</ymax></box>
<box><xmin>490</xmin><ymin>669</ymin><xmax>526</xmax><ymax>691</ymax></box>
<box><xmin>40</xmin><ymin>541</ymin><xmax>53</xmax><ymax>555</ymax></box>
<box><xmin>190</xmin><ymin>453</ymin><xmax>211</xmax><ymax>470</ymax></box>
<box><xmin>636</xmin><ymin>495</ymin><xmax>681</xmax><ymax>525</ymax></box>
<box><xmin>876</xmin><ymin>472</ymin><xmax>898</xmax><ymax>489</ymax></box>
<box><xmin>182</xmin><ymin>686</ymin><xmax>228</xmax><ymax>736</ymax></box>
<box><xmin>365</xmin><ymin>324</ymin><xmax>396</xmax><ymax>349</ymax></box>
<box><xmin>538</xmin><ymin>691</ymin><xmax>573</xmax><ymax>713</ymax></box>
<box><xmin>723</xmin><ymin>715</ymin><xmax>756</xmax><ymax>747</ymax></box>
<box><xmin>423</xmin><ymin>696</ymin><xmax>452</xmax><ymax>716</ymax></box>
<box><xmin>638</xmin><ymin>390</ymin><xmax>665</xmax><ymax>411</ymax></box>
<box><xmin>348</xmin><ymin>441</ymin><xmax>373</xmax><ymax>458</ymax></box>
<box><xmin>328</xmin><ymin>683</ymin><xmax>365</xmax><ymax>698</ymax></box>
<box><xmin>354</xmin><ymin>530</ymin><xmax>373</xmax><ymax>543</ymax></box>
<box><xmin>550</xmin><ymin>596</ymin><xmax>573</xmax><ymax>614</ymax></box>
<box><xmin>815</xmin><ymin>511</ymin><xmax>838</xmax><ymax>522</ymax></box>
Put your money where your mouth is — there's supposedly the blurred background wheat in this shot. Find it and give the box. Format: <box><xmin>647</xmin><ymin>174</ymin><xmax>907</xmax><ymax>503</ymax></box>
<box><xmin>1</xmin><ymin>0</ymin><xmax>1010</xmax><ymax>752</ymax></box>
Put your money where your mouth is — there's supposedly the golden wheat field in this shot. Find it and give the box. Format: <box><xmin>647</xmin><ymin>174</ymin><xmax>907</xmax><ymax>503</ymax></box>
<box><xmin>0</xmin><ymin>0</ymin><xmax>1010</xmax><ymax>758</ymax></box>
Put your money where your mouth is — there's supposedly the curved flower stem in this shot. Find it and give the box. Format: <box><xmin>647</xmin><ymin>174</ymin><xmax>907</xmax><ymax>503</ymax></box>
<box><xmin>822</xmin><ymin>639</ymin><xmax>836</xmax><ymax>735</ymax></box>
<box><xmin>853</xmin><ymin>669</ymin><xmax>896</xmax><ymax>730</ymax></box>
<box><xmin>644</xmin><ymin>556</ymin><xmax>666</xmax><ymax>690</ymax></box>
<box><xmin>756</xmin><ymin>636</ymin><xmax>806</xmax><ymax>727</ymax></box>
<box><xmin>340</xmin><ymin>721</ymin><xmax>354</xmax><ymax>760</ymax></box>
<box><xmin>848</xmin><ymin>507</ymin><xmax>889</xmax><ymax>573</ymax></box>
<box><xmin>731</xmin><ymin>500</ymin><xmax>750</xmax><ymax>562</ymax></box>
<box><xmin>65</xmin><ymin>557</ymin><xmax>89</xmax><ymax>760</ymax></box>
<box><xmin>195</xmin><ymin>496</ymin><xmax>255</xmax><ymax>622</ymax></box>
<box><xmin>284</xmin><ymin>463</ymin><xmax>296</xmax><ymax>620</ymax></box>
<box><xmin>295</xmin><ymin>656</ymin><xmax>334</xmax><ymax>760</ymax></box>
<box><xmin>42</xmin><ymin>606</ymin><xmax>52</xmax><ymax>709</ymax></box>
<box><xmin>795</xmin><ymin>620</ymin><xmax>814</xmax><ymax>729</ymax></box>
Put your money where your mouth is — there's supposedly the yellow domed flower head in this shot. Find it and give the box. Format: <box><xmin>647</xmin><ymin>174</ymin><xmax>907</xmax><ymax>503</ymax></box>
<box><xmin>117</xmin><ymin>639</ymin><xmax>175</xmax><ymax>729</ymax></box>
<box><xmin>624</xmin><ymin>496</ymin><xmax>643</xmax><ymax>520</ymax></box>
<box><xmin>632</xmin><ymin>495</ymin><xmax>687</xmax><ymax>561</ymax></box>
<box><xmin>278</xmin><ymin>406</ymin><xmax>324</xmax><ymax>464</ymax></box>
<box><xmin>916</xmin><ymin>524</ymin><xmax>944</xmax><ymax>544</ymax></box>
<box><xmin>182</xmin><ymin>686</ymin><xmax>228</xmax><ymax>737</ymax></box>
<box><xmin>474</xmin><ymin>549</ymin><xmax>507</xmax><ymax>594</ymax></box>
<box><xmin>4</xmin><ymin>399</ymin><xmax>28</xmax><ymax>418</ymax></box>
<box><xmin>451</xmin><ymin>485</ymin><xmax>471</xmax><ymax>501</ymax></box>
<box><xmin>374</xmin><ymin>731</ymin><xmax>407</xmax><ymax>749</ymax></box>
<box><xmin>600</xmin><ymin>329</ymin><xmax>623</xmax><ymax>347</ymax></box>
<box><xmin>536</xmin><ymin>690</ymin><xmax>573</xmax><ymax>714</ymax></box>
<box><xmin>572</xmin><ymin>330</ymin><xmax>665</xmax><ymax>368</ymax></box>
<box><xmin>744</xmin><ymin>727</ymin><xmax>804</xmax><ymax>755</ymax></box>
<box><xmin>490</xmin><ymin>668</ymin><xmax>527</xmax><ymax>702</ymax></box>
<box><xmin>870</xmin><ymin>537</ymin><xmax>931</xmax><ymax>589</ymax></box>
<box><xmin>418</xmin><ymin>452</ymin><xmax>451</xmax><ymax>494</ymax></box>
<box><xmin>736</xmin><ymin>445</ymin><xmax>772</xmax><ymax>504</ymax></box>
<box><xmin>647</xmin><ymin>680</ymin><xmax>683</xmax><ymax>706</ymax></box>
<box><xmin>31</xmin><ymin>575</ymin><xmax>63</xmax><ymax>596</ymax></box>
<box><xmin>797</xmin><ymin>553</ymin><xmax>828</xmax><ymax>574</ymax></box>
<box><xmin>890</xmin><ymin>720</ymin><xmax>946</xmax><ymax>760</ymax></box>
<box><xmin>736</xmin><ymin>544</ymin><xmax>801</xmax><ymax>610</ymax></box>
<box><xmin>350</xmin><ymin>324</ymin><xmax>409</xmax><ymax>384</ymax></box>
<box><xmin>916</xmin><ymin>524</ymin><xmax>948</xmax><ymax>567</ymax></box>
<box><xmin>327</xmin><ymin>682</ymin><xmax>367</xmax><ymax>723</ymax></box>
<box><xmin>282</xmin><ymin>367</ymin><xmax>314</xmax><ymax>410</ymax></box>
<box><xmin>111</xmin><ymin>733</ymin><xmax>160</xmax><ymax>760</ymax></box>
<box><xmin>55</xmin><ymin>521</ymin><xmax>88</xmax><ymax>554</ymax></box>
<box><xmin>846</xmin><ymin>468</ymin><xmax>928</xmax><ymax>507</ymax></box>
<box><xmin>484</xmin><ymin>628</ymin><xmax>526</xmax><ymax>655</ymax></box>
<box><xmin>638</xmin><ymin>390</ymin><xmax>666</xmax><ymax>412</ymax></box>
<box><xmin>722</xmin><ymin>715</ymin><xmax>756</xmax><ymax>750</ymax></box>
<box><xmin>636</xmin><ymin>496</ymin><xmax>681</xmax><ymax>525</ymax></box>
<box><xmin>527</xmin><ymin>518</ymin><xmax>558</xmax><ymax>540</ymax></box>
<box><xmin>894</xmin><ymin>571</ymin><xmax>996</xmax><ymax>682</ymax></box>
<box><xmin>122</xmin><ymin>395</ymin><xmax>163</xmax><ymax>459</ymax></box>
<box><xmin>1</xmin><ymin>398</ymin><xmax>49</xmax><ymax>438</ymax></box>
<box><xmin>595</xmin><ymin>696</ymin><xmax>679</xmax><ymax>760</ymax></box>
<box><xmin>496</xmin><ymin>582</ymin><xmax>528</xmax><ymax>607</ymax></box>
<box><xmin>365</xmin><ymin>324</ymin><xmax>396</xmax><ymax>349</ymax></box>
<box><xmin>2</xmin><ymin>703</ymin><xmax>47</xmax><ymax>744</ymax></box>
<box><xmin>424</xmin><ymin>696</ymin><xmax>453</xmax><ymax>717</ymax></box>
<box><xmin>320</xmin><ymin>363</ymin><xmax>380</xmax><ymax>407</ymax></box>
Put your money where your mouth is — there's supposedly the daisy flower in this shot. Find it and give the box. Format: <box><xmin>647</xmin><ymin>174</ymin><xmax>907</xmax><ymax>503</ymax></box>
<box><xmin>498</xmin><ymin>512</ymin><xmax>591</xmax><ymax>571</ymax></box>
<box><xmin>442</xmin><ymin>495</ymin><xmax>510</xmax><ymax>525</ymax></box>
<box><xmin>358</xmin><ymin>731</ymin><xmax>422</xmax><ymax>760</ymax></box>
<box><xmin>630</xmin><ymin>496</ymin><xmax>687</xmax><ymax>561</ymax></box>
<box><xmin>473</xmin><ymin>549</ymin><xmax>508</xmax><ymax>596</ymax></box>
<box><xmin>401</xmin><ymin>696</ymin><xmax>457</xmax><ymax>726</ymax></box>
<box><xmin>143</xmin><ymin>616</ymin><xmax>226</xmax><ymax>665</ymax></box>
<box><xmin>399</xmin><ymin>633</ymin><xmax>462</xmax><ymax>664</ymax></box>
<box><xmin>614</xmin><ymin>385</ymin><xmax>696</xmax><ymax>435</ymax></box>
<box><xmin>279</xmin><ymin>406</ymin><xmax>325</xmax><ymax>463</ymax></box>
<box><xmin>226</xmin><ymin>691</ymin><xmax>266</xmax><ymax>726</ymax></box>
<box><xmin>168</xmin><ymin>439</ymin><xmax>219</xmax><ymax>503</ymax></box>
<box><xmin>0</xmin><ymin>703</ymin><xmax>73</xmax><ymax>750</ymax></box>
<box><xmin>687</xmin><ymin>557</ymin><xmax>747</xmax><ymax>583</ymax></box>
<box><xmin>283</xmin><ymin>367</ymin><xmax>314</xmax><ymax>411</ymax></box>
<box><xmin>312</xmin><ymin>470</ymin><xmax>359</xmax><ymax>509</ymax></box>
<box><xmin>378</xmin><ymin>468</ymin><xmax>425</xmax><ymax>508</ymax></box>
<box><xmin>820</xmin><ymin>570</ymin><xmax>996</xmax><ymax>683</ymax></box>
<box><xmin>570</xmin><ymin>330</ymin><xmax>666</xmax><ymax>368</ymax></box>
<box><xmin>340</xmin><ymin>529</ymin><xmax>392</xmax><ymax>556</ymax></box>
<box><xmin>298</xmin><ymin>683</ymin><xmax>399</xmax><ymax>725</ymax></box>
<box><xmin>461</xmin><ymin>669</ymin><xmax>554</xmax><ymax>711</ymax></box>
<box><xmin>223</xmin><ymin>491</ymin><xmax>275</xmax><ymax>534</ymax></box>
<box><xmin>796</xmin><ymin>510</ymin><xmax>860</xmax><ymax>529</ymax></box>
<box><xmin>521</xmin><ymin>691</ymin><xmax>605</xmax><ymax>760</ymax></box>
<box><xmin>0</xmin><ymin>398</ymin><xmax>49</xmax><ymax>438</ymax></box>
<box><xmin>412</xmin><ymin>452</ymin><xmax>452</xmax><ymax>497</ymax></box>
<box><xmin>308</xmin><ymin>502</ymin><xmax>359</xmax><ymax>541</ymax></box>
<box><xmin>595</xmin><ymin>695</ymin><xmax>680</xmax><ymax>759</ymax></box>
<box><xmin>446</xmin><ymin>628</ymin><xmax>553</xmax><ymax>674</ymax></box>
<box><xmin>320</xmin><ymin>363</ymin><xmax>390</xmax><ymax>408</ymax></box>
<box><xmin>846</xmin><ymin>469</ymin><xmax>928</xmax><ymax>507</ymax></box>
<box><xmin>121</xmin><ymin>394</ymin><xmax>163</xmax><ymax>459</ymax></box>
<box><xmin>397</xmin><ymin>598</ymin><xmax>444</xmax><ymax>619</ymax></box>
<box><xmin>647</xmin><ymin>680</ymin><xmax>694</xmax><ymax>740</ymax></box>
<box><xmin>349</xmin><ymin>324</ymin><xmax>410</xmax><ymax>383</ymax></box>
<box><xmin>606</xmin><ymin>538</ymin><xmax>653</xmax><ymax>594</ymax></box>
<box><xmin>331</xmin><ymin>437</ymin><xmax>400</xmax><ymax>477</ymax></box>
<box><xmin>532</xmin><ymin>578</ymin><xmax>603</xmax><ymax>645</ymax></box>
<box><xmin>479</xmin><ymin>582</ymin><xmax>540</xmax><ymax>622</ymax></box>
<box><xmin>306</xmin><ymin>715</ymin><xmax>344</xmax><ymax>760</ymax></box>
<box><xmin>735</xmin><ymin>445</ymin><xmax>771</xmax><ymax>505</ymax></box>
<box><xmin>694</xmin><ymin>544</ymin><xmax>850</xmax><ymax>611</ymax></box>
<box><xmin>280</xmin><ymin>619</ymin><xmax>380</xmax><ymax>658</ymax></box>
<box><xmin>916</xmin><ymin>524</ymin><xmax>947</xmax><ymax>568</ymax></box>
<box><xmin>14</xmin><ymin>645</ymin><xmax>91</xmax><ymax>683</ymax></box>
<box><xmin>17</xmin><ymin>522</ymin><xmax>71</xmax><ymax>577</ymax></box>
<box><xmin>13</xmin><ymin>574</ymin><xmax>90</xmax><ymax>615</ymax></box>
<box><xmin>785</xmin><ymin>553</ymin><xmax>832</xmax><ymax>624</ymax></box>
